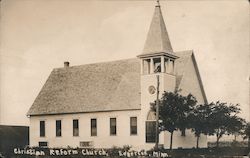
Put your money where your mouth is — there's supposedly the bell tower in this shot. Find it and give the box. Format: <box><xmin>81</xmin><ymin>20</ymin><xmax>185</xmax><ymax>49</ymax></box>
<box><xmin>138</xmin><ymin>0</ymin><xmax>178</xmax><ymax>74</ymax></box>
<box><xmin>138</xmin><ymin>0</ymin><xmax>178</xmax><ymax>145</ymax></box>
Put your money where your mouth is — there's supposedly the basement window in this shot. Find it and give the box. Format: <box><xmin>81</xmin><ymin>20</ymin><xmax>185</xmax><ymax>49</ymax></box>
<box><xmin>80</xmin><ymin>141</ymin><xmax>93</xmax><ymax>148</ymax></box>
<box><xmin>39</xmin><ymin>141</ymin><xmax>48</xmax><ymax>147</ymax></box>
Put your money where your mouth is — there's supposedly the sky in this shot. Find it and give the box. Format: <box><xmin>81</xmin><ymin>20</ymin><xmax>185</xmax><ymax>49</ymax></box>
<box><xmin>0</xmin><ymin>0</ymin><xmax>249</xmax><ymax>126</ymax></box>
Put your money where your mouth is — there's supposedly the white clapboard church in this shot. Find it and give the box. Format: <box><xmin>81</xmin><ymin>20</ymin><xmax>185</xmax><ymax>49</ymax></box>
<box><xmin>27</xmin><ymin>1</ymin><xmax>208</xmax><ymax>150</ymax></box>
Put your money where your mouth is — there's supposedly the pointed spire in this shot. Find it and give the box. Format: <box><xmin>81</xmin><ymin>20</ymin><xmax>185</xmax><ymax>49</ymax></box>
<box><xmin>141</xmin><ymin>1</ymin><xmax>173</xmax><ymax>55</ymax></box>
<box><xmin>156</xmin><ymin>0</ymin><xmax>160</xmax><ymax>7</ymax></box>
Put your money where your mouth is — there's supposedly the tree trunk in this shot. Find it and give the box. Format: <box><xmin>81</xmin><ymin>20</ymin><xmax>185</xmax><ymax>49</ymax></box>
<box><xmin>170</xmin><ymin>132</ymin><xmax>174</xmax><ymax>150</ymax></box>
<box><xmin>216</xmin><ymin>135</ymin><xmax>220</xmax><ymax>148</ymax></box>
<box><xmin>181</xmin><ymin>129</ymin><xmax>186</xmax><ymax>136</ymax></box>
<box><xmin>196</xmin><ymin>135</ymin><xmax>200</xmax><ymax>149</ymax></box>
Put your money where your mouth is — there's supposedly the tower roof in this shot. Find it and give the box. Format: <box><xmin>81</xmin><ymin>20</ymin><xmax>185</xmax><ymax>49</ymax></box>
<box><xmin>140</xmin><ymin>2</ymin><xmax>173</xmax><ymax>56</ymax></box>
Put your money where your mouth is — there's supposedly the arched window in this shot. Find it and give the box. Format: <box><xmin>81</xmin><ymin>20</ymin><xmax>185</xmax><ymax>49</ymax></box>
<box><xmin>146</xmin><ymin>110</ymin><xmax>156</xmax><ymax>143</ymax></box>
<box><xmin>147</xmin><ymin>110</ymin><xmax>156</xmax><ymax>121</ymax></box>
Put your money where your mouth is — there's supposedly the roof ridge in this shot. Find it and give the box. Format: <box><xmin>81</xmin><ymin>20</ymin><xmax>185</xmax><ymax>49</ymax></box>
<box><xmin>54</xmin><ymin>58</ymin><xmax>138</xmax><ymax>70</ymax></box>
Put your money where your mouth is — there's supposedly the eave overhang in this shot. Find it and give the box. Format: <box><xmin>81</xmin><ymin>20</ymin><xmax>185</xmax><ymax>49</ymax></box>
<box><xmin>137</xmin><ymin>51</ymin><xmax>179</xmax><ymax>59</ymax></box>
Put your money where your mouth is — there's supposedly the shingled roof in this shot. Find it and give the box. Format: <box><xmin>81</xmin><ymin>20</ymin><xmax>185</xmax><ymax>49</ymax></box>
<box><xmin>27</xmin><ymin>51</ymin><xmax>198</xmax><ymax>116</ymax></box>
<box><xmin>27</xmin><ymin>59</ymin><xmax>141</xmax><ymax>116</ymax></box>
<box><xmin>141</xmin><ymin>4</ymin><xmax>173</xmax><ymax>55</ymax></box>
<box><xmin>175</xmin><ymin>51</ymin><xmax>193</xmax><ymax>89</ymax></box>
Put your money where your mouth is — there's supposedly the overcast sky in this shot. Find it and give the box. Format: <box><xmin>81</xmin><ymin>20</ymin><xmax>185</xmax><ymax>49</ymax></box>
<box><xmin>0</xmin><ymin>0</ymin><xmax>249</xmax><ymax>126</ymax></box>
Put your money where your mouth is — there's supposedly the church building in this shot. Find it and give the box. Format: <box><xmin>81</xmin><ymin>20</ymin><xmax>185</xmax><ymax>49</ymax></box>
<box><xmin>27</xmin><ymin>2</ymin><xmax>208</xmax><ymax>150</ymax></box>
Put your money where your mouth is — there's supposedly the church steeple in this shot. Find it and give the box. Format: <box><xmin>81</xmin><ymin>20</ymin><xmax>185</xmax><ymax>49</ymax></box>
<box><xmin>141</xmin><ymin>0</ymin><xmax>173</xmax><ymax>55</ymax></box>
<box><xmin>138</xmin><ymin>1</ymin><xmax>178</xmax><ymax>75</ymax></box>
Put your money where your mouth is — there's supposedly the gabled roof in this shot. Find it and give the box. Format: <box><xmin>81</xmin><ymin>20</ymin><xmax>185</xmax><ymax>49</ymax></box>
<box><xmin>191</xmin><ymin>53</ymin><xmax>208</xmax><ymax>104</ymax></box>
<box><xmin>27</xmin><ymin>51</ymin><xmax>204</xmax><ymax>116</ymax></box>
<box><xmin>141</xmin><ymin>4</ymin><xmax>173</xmax><ymax>55</ymax></box>
<box><xmin>175</xmin><ymin>51</ymin><xmax>193</xmax><ymax>89</ymax></box>
<box><xmin>27</xmin><ymin>59</ymin><xmax>141</xmax><ymax>116</ymax></box>
<box><xmin>175</xmin><ymin>50</ymin><xmax>208</xmax><ymax>104</ymax></box>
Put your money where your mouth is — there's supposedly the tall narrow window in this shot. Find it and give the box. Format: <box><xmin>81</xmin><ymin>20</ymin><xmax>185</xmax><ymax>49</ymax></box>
<box><xmin>130</xmin><ymin>117</ymin><xmax>137</xmax><ymax>135</ymax></box>
<box><xmin>110</xmin><ymin>118</ymin><xmax>116</xmax><ymax>135</ymax></box>
<box><xmin>91</xmin><ymin>119</ymin><xmax>97</xmax><ymax>136</ymax></box>
<box><xmin>146</xmin><ymin>121</ymin><xmax>156</xmax><ymax>143</ymax></box>
<box><xmin>40</xmin><ymin>121</ymin><xmax>45</xmax><ymax>137</ymax></box>
<box><xmin>73</xmin><ymin>119</ymin><xmax>79</xmax><ymax>136</ymax></box>
<box><xmin>56</xmin><ymin>120</ymin><xmax>61</xmax><ymax>137</ymax></box>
